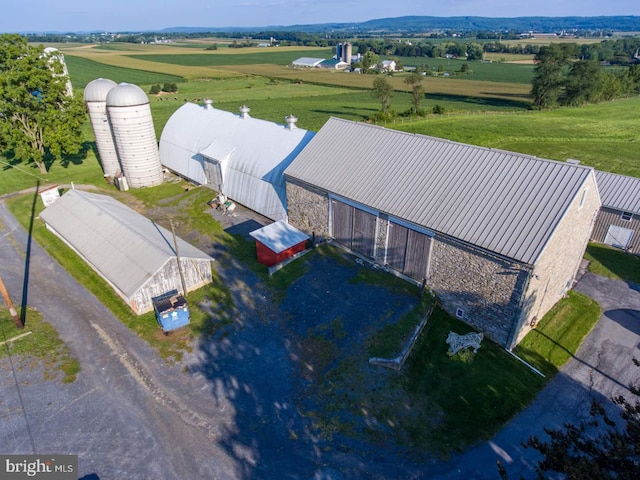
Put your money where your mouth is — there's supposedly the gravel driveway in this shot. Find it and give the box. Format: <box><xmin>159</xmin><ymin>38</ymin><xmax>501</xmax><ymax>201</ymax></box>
<box><xmin>2</xmin><ymin>192</ymin><xmax>637</xmax><ymax>480</ymax></box>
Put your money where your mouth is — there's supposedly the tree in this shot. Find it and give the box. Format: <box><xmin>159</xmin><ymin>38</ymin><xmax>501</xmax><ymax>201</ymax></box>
<box><xmin>524</xmin><ymin>358</ymin><xmax>640</xmax><ymax>479</ymax></box>
<box><xmin>362</xmin><ymin>50</ymin><xmax>380</xmax><ymax>72</ymax></box>
<box><xmin>0</xmin><ymin>34</ymin><xmax>85</xmax><ymax>174</ymax></box>
<box><xmin>404</xmin><ymin>72</ymin><xmax>425</xmax><ymax>114</ymax></box>
<box><xmin>466</xmin><ymin>42</ymin><xmax>484</xmax><ymax>61</ymax></box>
<box><xmin>371</xmin><ymin>76</ymin><xmax>394</xmax><ymax>113</ymax></box>
<box><xmin>564</xmin><ymin>60</ymin><xmax>604</xmax><ymax>106</ymax></box>
<box><xmin>531</xmin><ymin>43</ymin><xmax>576</xmax><ymax>109</ymax></box>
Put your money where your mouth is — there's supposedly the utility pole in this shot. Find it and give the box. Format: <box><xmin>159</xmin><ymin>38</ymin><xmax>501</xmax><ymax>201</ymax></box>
<box><xmin>0</xmin><ymin>274</ymin><xmax>23</xmax><ymax>329</ymax></box>
<box><xmin>169</xmin><ymin>218</ymin><xmax>188</xmax><ymax>296</ymax></box>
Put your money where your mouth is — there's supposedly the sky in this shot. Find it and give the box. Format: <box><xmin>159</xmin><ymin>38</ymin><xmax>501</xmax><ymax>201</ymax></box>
<box><xmin>3</xmin><ymin>0</ymin><xmax>640</xmax><ymax>33</ymax></box>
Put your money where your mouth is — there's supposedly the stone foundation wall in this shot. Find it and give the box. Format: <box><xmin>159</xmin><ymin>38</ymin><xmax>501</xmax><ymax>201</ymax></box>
<box><xmin>428</xmin><ymin>236</ymin><xmax>530</xmax><ymax>347</ymax></box>
<box><xmin>285</xmin><ymin>179</ymin><xmax>330</xmax><ymax>243</ymax></box>
<box><xmin>514</xmin><ymin>173</ymin><xmax>601</xmax><ymax>346</ymax></box>
<box><xmin>375</xmin><ymin>215</ymin><xmax>389</xmax><ymax>264</ymax></box>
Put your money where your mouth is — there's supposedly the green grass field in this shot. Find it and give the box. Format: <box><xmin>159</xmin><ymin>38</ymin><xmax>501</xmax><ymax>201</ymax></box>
<box><xmin>65</xmin><ymin>55</ymin><xmax>184</xmax><ymax>88</ymax></box>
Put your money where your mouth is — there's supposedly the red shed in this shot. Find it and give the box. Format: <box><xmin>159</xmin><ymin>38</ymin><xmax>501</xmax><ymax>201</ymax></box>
<box><xmin>249</xmin><ymin>220</ymin><xmax>310</xmax><ymax>267</ymax></box>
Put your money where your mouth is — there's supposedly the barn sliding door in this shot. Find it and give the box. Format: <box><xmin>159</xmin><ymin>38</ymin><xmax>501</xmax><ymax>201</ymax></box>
<box><xmin>331</xmin><ymin>199</ymin><xmax>376</xmax><ymax>258</ymax></box>
<box><xmin>386</xmin><ymin>221</ymin><xmax>432</xmax><ymax>282</ymax></box>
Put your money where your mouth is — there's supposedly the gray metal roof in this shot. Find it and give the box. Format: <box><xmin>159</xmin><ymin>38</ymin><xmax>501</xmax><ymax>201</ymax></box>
<box><xmin>595</xmin><ymin>170</ymin><xmax>640</xmax><ymax>214</ymax></box>
<box><xmin>284</xmin><ymin>117</ymin><xmax>596</xmax><ymax>265</ymax></box>
<box><xmin>39</xmin><ymin>189</ymin><xmax>211</xmax><ymax>298</ymax></box>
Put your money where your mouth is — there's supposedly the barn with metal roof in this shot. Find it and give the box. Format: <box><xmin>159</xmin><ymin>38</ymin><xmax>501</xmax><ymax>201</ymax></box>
<box><xmin>592</xmin><ymin>170</ymin><xmax>640</xmax><ymax>253</ymax></box>
<box><xmin>284</xmin><ymin>117</ymin><xmax>601</xmax><ymax>348</ymax></box>
<box><xmin>39</xmin><ymin>189</ymin><xmax>213</xmax><ymax>314</ymax></box>
<box><xmin>159</xmin><ymin>101</ymin><xmax>315</xmax><ymax>222</ymax></box>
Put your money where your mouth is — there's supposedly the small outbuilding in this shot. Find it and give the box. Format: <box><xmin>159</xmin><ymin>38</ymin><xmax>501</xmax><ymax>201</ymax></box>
<box><xmin>39</xmin><ymin>189</ymin><xmax>213</xmax><ymax>314</ymax></box>
<box><xmin>592</xmin><ymin>170</ymin><xmax>640</xmax><ymax>253</ymax></box>
<box><xmin>291</xmin><ymin>57</ymin><xmax>325</xmax><ymax>68</ymax></box>
<box><xmin>249</xmin><ymin>220</ymin><xmax>309</xmax><ymax>267</ymax></box>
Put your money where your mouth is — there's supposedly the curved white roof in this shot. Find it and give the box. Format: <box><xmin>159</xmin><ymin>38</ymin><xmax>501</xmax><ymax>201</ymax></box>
<box><xmin>84</xmin><ymin>78</ymin><xmax>117</xmax><ymax>102</ymax></box>
<box><xmin>106</xmin><ymin>82</ymin><xmax>149</xmax><ymax>107</ymax></box>
<box><xmin>159</xmin><ymin>103</ymin><xmax>315</xmax><ymax>222</ymax></box>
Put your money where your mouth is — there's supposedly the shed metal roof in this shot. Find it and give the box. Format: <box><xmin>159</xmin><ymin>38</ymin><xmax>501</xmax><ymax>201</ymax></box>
<box><xmin>39</xmin><ymin>189</ymin><xmax>211</xmax><ymax>298</ymax></box>
<box><xmin>249</xmin><ymin>220</ymin><xmax>309</xmax><ymax>253</ymax></box>
<box><xmin>284</xmin><ymin>117</ymin><xmax>595</xmax><ymax>265</ymax></box>
<box><xmin>595</xmin><ymin>170</ymin><xmax>640</xmax><ymax>214</ymax></box>
<box><xmin>159</xmin><ymin>102</ymin><xmax>315</xmax><ymax>221</ymax></box>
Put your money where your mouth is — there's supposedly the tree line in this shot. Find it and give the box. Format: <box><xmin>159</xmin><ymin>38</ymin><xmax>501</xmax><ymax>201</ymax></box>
<box><xmin>531</xmin><ymin>43</ymin><xmax>640</xmax><ymax>109</ymax></box>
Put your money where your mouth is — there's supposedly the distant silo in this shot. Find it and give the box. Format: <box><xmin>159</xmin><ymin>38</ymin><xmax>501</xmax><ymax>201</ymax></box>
<box><xmin>342</xmin><ymin>42</ymin><xmax>352</xmax><ymax>64</ymax></box>
<box><xmin>84</xmin><ymin>78</ymin><xmax>120</xmax><ymax>178</ymax></box>
<box><xmin>43</xmin><ymin>47</ymin><xmax>73</xmax><ymax>97</ymax></box>
<box><xmin>106</xmin><ymin>83</ymin><xmax>163</xmax><ymax>188</ymax></box>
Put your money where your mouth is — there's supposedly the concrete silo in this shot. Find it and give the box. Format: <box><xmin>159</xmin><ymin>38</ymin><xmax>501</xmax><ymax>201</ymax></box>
<box><xmin>84</xmin><ymin>78</ymin><xmax>120</xmax><ymax>178</ymax></box>
<box><xmin>106</xmin><ymin>83</ymin><xmax>163</xmax><ymax>188</ymax></box>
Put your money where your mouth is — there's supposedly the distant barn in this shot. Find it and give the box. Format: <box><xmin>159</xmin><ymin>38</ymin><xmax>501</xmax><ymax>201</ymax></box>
<box><xmin>39</xmin><ymin>189</ymin><xmax>213</xmax><ymax>314</ymax></box>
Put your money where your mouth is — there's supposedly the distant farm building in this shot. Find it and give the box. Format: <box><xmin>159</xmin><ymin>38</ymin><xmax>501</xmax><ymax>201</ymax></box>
<box><xmin>291</xmin><ymin>57</ymin><xmax>325</xmax><ymax>68</ymax></box>
<box><xmin>381</xmin><ymin>60</ymin><xmax>397</xmax><ymax>71</ymax></box>
<box><xmin>318</xmin><ymin>59</ymin><xmax>349</xmax><ymax>70</ymax></box>
<box><xmin>592</xmin><ymin>171</ymin><xmax>640</xmax><ymax>253</ymax></box>
<box><xmin>284</xmin><ymin>117</ymin><xmax>600</xmax><ymax>349</ymax></box>
<box><xmin>159</xmin><ymin>101</ymin><xmax>315</xmax><ymax>222</ymax></box>
<box><xmin>39</xmin><ymin>189</ymin><xmax>213</xmax><ymax>314</ymax></box>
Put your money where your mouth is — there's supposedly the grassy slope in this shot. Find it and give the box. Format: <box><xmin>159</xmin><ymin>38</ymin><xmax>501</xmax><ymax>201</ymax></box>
<box><xmin>393</xmin><ymin>96</ymin><xmax>640</xmax><ymax>177</ymax></box>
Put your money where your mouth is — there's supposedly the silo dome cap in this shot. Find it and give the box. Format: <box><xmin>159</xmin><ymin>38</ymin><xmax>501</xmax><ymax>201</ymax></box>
<box><xmin>83</xmin><ymin>78</ymin><xmax>117</xmax><ymax>102</ymax></box>
<box><xmin>106</xmin><ymin>82</ymin><xmax>149</xmax><ymax>107</ymax></box>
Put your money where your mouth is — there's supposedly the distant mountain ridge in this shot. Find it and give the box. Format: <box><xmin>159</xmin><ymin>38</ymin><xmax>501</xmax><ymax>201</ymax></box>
<box><xmin>161</xmin><ymin>15</ymin><xmax>640</xmax><ymax>34</ymax></box>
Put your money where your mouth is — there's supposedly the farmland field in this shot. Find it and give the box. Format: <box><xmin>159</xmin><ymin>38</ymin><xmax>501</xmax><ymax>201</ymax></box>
<box><xmin>2</xmin><ymin>40</ymin><xmax>637</xmax><ymax>196</ymax></box>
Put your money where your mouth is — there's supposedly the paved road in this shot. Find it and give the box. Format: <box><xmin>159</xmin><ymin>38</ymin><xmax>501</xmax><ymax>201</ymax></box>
<box><xmin>432</xmin><ymin>272</ymin><xmax>640</xmax><ymax>479</ymax></box>
<box><xmin>0</xmin><ymin>200</ymin><xmax>241</xmax><ymax>479</ymax></box>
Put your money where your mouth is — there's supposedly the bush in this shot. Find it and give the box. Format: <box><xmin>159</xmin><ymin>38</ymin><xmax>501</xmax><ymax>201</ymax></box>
<box><xmin>432</xmin><ymin>104</ymin><xmax>446</xmax><ymax>115</ymax></box>
<box><xmin>162</xmin><ymin>82</ymin><xmax>178</xmax><ymax>93</ymax></box>
<box><xmin>149</xmin><ymin>84</ymin><xmax>160</xmax><ymax>95</ymax></box>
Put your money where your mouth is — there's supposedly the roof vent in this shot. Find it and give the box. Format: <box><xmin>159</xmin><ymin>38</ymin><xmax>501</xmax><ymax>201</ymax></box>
<box><xmin>239</xmin><ymin>105</ymin><xmax>251</xmax><ymax>118</ymax></box>
<box><xmin>285</xmin><ymin>114</ymin><xmax>298</xmax><ymax>130</ymax></box>
<box><xmin>204</xmin><ymin>98</ymin><xmax>214</xmax><ymax>110</ymax></box>
<box><xmin>566</xmin><ymin>158</ymin><xmax>581</xmax><ymax>165</ymax></box>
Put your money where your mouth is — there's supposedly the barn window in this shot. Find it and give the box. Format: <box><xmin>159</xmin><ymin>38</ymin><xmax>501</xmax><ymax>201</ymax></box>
<box><xmin>578</xmin><ymin>188</ymin><xmax>587</xmax><ymax>209</ymax></box>
<box><xmin>621</xmin><ymin>211</ymin><xmax>633</xmax><ymax>222</ymax></box>
<box><xmin>456</xmin><ymin>308</ymin><xmax>464</xmax><ymax>319</ymax></box>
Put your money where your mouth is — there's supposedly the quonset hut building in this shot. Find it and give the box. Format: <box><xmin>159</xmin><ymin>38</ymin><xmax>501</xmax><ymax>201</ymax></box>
<box><xmin>284</xmin><ymin>118</ymin><xmax>601</xmax><ymax>349</ymax></box>
<box><xmin>159</xmin><ymin>101</ymin><xmax>315</xmax><ymax>222</ymax></box>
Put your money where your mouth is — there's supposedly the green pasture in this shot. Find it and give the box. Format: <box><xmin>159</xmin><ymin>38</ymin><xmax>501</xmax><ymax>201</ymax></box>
<box><xmin>393</xmin><ymin>96</ymin><xmax>640</xmax><ymax>177</ymax></box>
<box><xmin>65</xmin><ymin>55</ymin><xmax>184</xmax><ymax>88</ymax></box>
<box><xmin>127</xmin><ymin>48</ymin><xmax>334</xmax><ymax>67</ymax></box>
<box><xmin>395</xmin><ymin>56</ymin><xmax>535</xmax><ymax>84</ymax></box>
